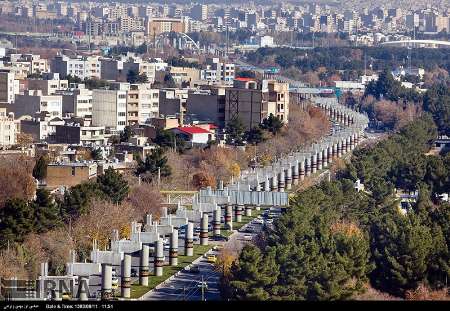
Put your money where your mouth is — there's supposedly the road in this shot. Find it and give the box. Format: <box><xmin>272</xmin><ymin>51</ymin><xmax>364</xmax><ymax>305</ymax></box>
<box><xmin>143</xmin><ymin>217</ymin><xmax>266</xmax><ymax>301</ymax></box>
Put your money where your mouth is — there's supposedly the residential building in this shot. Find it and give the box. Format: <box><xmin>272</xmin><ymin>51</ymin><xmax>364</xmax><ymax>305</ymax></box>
<box><xmin>145</xmin><ymin>17</ymin><xmax>187</xmax><ymax>36</ymax></box>
<box><xmin>172</xmin><ymin>125</ymin><xmax>214</xmax><ymax>145</ymax></box>
<box><xmin>27</xmin><ymin>73</ymin><xmax>69</xmax><ymax>95</ymax></box>
<box><xmin>46</xmin><ymin>162</ymin><xmax>98</xmax><ymax>188</ymax></box>
<box><xmin>224</xmin><ymin>78</ymin><xmax>289</xmax><ymax>129</ymax></box>
<box><xmin>127</xmin><ymin>83</ymin><xmax>159</xmax><ymax>126</ymax></box>
<box><xmin>54</xmin><ymin>120</ymin><xmax>106</xmax><ymax>147</ymax></box>
<box><xmin>200</xmin><ymin>58</ymin><xmax>235</xmax><ymax>84</ymax></box>
<box><xmin>58</xmin><ymin>84</ymin><xmax>93</xmax><ymax>118</ymax></box>
<box><xmin>92</xmin><ymin>89</ymin><xmax>128</xmax><ymax>131</ymax></box>
<box><xmin>51</xmin><ymin>55</ymin><xmax>101</xmax><ymax>80</ymax></box>
<box><xmin>0</xmin><ymin>108</ymin><xmax>16</xmax><ymax>146</ymax></box>
<box><xmin>12</xmin><ymin>90</ymin><xmax>63</xmax><ymax>118</ymax></box>
<box><xmin>0</xmin><ymin>69</ymin><xmax>18</xmax><ymax>104</ymax></box>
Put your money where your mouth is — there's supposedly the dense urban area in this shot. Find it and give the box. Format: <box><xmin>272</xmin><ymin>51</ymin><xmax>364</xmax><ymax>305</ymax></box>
<box><xmin>0</xmin><ymin>0</ymin><xmax>449</xmax><ymax>303</ymax></box>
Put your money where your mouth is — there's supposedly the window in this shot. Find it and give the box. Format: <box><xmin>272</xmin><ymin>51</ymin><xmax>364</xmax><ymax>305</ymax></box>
<box><xmin>71</xmin><ymin>167</ymin><xmax>76</xmax><ymax>176</ymax></box>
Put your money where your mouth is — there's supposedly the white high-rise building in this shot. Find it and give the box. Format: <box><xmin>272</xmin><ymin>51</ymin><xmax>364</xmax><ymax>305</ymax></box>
<box><xmin>0</xmin><ymin>108</ymin><xmax>16</xmax><ymax>146</ymax></box>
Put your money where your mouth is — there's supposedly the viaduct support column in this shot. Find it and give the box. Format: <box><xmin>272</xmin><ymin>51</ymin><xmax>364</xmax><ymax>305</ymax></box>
<box><xmin>121</xmin><ymin>254</ymin><xmax>131</xmax><ymax>298</ymax></box>
<box><xmin>200</xmin><ymin>214</ymin><xmax>209</xmax><ymax>246</ymax></box>
<box><xmin>139</xmin><ymin>245</ymin><xmax>149</xmax><ymax>286</ymax></box>
<box><xmin>185</xmin><ymin>222</ymin><xmax>194</xmax><ymax>256</ymax></box>
<box><xmin>169</xmin><ymin>229</ymin><xmax>178</xmax><ymax>266</ymax></box>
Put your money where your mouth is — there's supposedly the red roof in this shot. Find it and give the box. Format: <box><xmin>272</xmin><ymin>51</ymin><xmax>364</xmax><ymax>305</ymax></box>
<box><xmin>176</xmin><ymin>126</ymin><xmax>211</xmax><ymax>135</ymax></box>
<box><xmin>235</xmin><ymin>77</ymin><xmax>255</xmax><ymax>82</ymax></box>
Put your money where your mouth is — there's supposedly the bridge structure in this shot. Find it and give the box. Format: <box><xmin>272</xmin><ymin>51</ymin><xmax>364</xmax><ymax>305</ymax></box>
<box><xmin>380</xmin><ymin>40</ymin><xmax>450</xmax><ymax>48</ymax></box>
<box><xmin>154</xmin><ymin>32</ymin><xmax>201</xmax><ymax>52</ymax></box>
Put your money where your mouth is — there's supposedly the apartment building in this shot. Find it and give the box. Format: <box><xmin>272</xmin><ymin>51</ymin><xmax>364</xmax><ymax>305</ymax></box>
<box><xmin>145</xmin><ymin>17</ymin><xmax>188</xmax><ymax>36</ymax></box>
<box><xmin>190</xmin><ymin>4</ymin><xmax>208</xmax><ymax>21</ymax></box>
<box><xmin>92</xmin><ymin>89</ymin><xmax>128</xmax><ymax>131</ymax></box>
<box><xmin>200</xmin><ymin>58</ymin><xmax>235</xmax><ymax>84</ymax></box>
<box><xmin>0</xmin><ymin>108</ymin><xmax>16</xmax><ymax>146</ymax></box>
<box><xmin>58</xmin><ymin>84</ymin><xmax>93</xmax><ymax>118</ymax></box>
<box><xmin>27</xmin><ymin>74</ymin><xmax>69</xmax><ymax>95</ymax></box>
<box><xmin>12</xmin><ymin>90</ymin><xmax>63</xmax><ymax>119</ymax></box>
<box><xmin>54</xmin><ymin>121</ymin><xmax>106</xmax><ymax>147</ymax></box>
<box><xmin>0</xmin><ymin>69</ymin><xmax>18</xmax><ymax>104</ymax></box>
<box><xmin>224</xmin><ymin>78</ymin><xmax>289</xmax><ymax>129</ymax></box>
<box><xmin>51</xmin><ymin>55</ymin><xmax>101</xmax><ymax>80</ymax></box>
<box><xmin>46</xmin><ymin>162</ymin><xmax>98</xmax><ymax>188</ymax></box>
<box><xmin>127</xmin><ymin>84</ymin><xmax>159</xmax><ymax>126</ymax></box>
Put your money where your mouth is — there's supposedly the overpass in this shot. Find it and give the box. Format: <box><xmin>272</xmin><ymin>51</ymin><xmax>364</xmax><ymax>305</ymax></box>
<box><xmin>381</xmin><ymin>39</ymin><xmax>450</xmax><ymax>48</ymax></box>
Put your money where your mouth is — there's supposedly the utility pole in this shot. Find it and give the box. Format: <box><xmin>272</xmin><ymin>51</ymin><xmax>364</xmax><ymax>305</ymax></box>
<box><xmin>158</xmin><ymin>167</ymin><xmax>161</xmax><ymax>187</ymax></box>
<box><xmin>198</xmin><ymin>276</ymin><xmax>208</xmax><ymax>301</ymax></box>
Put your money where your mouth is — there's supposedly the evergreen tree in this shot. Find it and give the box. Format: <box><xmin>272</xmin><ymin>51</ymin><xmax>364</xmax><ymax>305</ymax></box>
<box><xmin>33</xmin><ymin>189</ymin><xmax>62</xmax><ymax>233</ymax></box>
<box><xmin>0</xmin><ymin>198</ymin><xmax>34</xmax><ymax>247</ymax></box>
<box><xmin>153</xmin><ymin>129</ymin><xmax>185</xmax><ymax>152</ymax></box>
<box><xmin>97</xmin><ymin>167</ymin><xmax>129</xmax><ymax>204</ymax></box>
<box><xmin>245</xmin><ymin>126</ymin><xmax>266</xmax><ymax>145</ymax></box>
<box><xmin>369</xmin><ymin>212</ymin><xmax>433</xmax><ymax>296</ymax></box>
<box><xmin>58</xmin><ymin>181</ymin><xmax>105</xmax><ymax>222</ymax></box>
<box><xmin>90</xmin><ymin>147</ymin><xmax>103</xmax><ymax>161</ymax></box>
<box><xmin>260</xmin><ymin>114</ymin><xmax>284</xmax><ymax>135</ymax></box>
<box><xmin>228</xmin><ymin>245</ymin><xmax>279</xmax><ymax>300</ymax></box>
<box><xmin>225</xmin><ymin>117</ymin><xmax>246</xmax><ymax>146</ymax></box>
<box><xmin>120</xmin><ymin>126</ymin><xmax>134</xmax><ymax>143</ymax></box>
<box><xmin>135</xmin><ymin>148</ymin><xmax>172</xmax><ymax>182</ymax></box>
<box><xmin>32</xmin><ymin>156</ymin><xmax>48</xmax><ymax>181</ymax></box>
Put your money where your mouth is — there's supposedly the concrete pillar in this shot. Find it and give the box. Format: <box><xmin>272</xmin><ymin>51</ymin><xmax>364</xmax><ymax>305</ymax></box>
<box><xmin>322</xmin><ymin>148</ymin><xmax>328</xmax><ymax>168</ymax></box>
<box><xmin>346</xmin><ymin>136</ymin><xmax>351</xmax><ymax>153</ymax></box>
<box><xmin>169</xmin><ymin>229</ymin><xmax>178</xmax><ymax>266</ymax></box>
<box><xmin>327</xmin><ymin>145</ymin><xmax>333</xmax><ymax>165</ymax></box>
<box><xmin>121</xmin><ymin>254</ymin><xmax>131</xmax><ymax>298</ymax></box>
<box><xmin>350</xmin><ymin>134</ymin><xmax>355</xmax><ymax>150</ymax></box>
<box><xmin>235</xmin><ymin>204</ymin><xmax>243</xmax><ymax>222</ymax></box>
<box><xmin>264</xmin><ymin>176</ymin><xmax>270</xmax><ymax>192</ymax></box>
<box><xmin>185</xmin><ymin>222</ymin><xmax>194</xmax><ymax>256</ymax></box>
<box><xmin>225</xmin><ymin>203</ymin><xmax>233</xmax><ymax>230</ymax></box>
<box><xmin>342</xmin><ymin>138</ymin><xmax>347</xmax><ymax>154</ymax></box>
<box><xmin>344</xmin><ymin>114</ymin><xmax>349</xmax><ymax>126</ymax></box>
<box><xmin>139</xmin><ymin>245</ymin><xmax>149</xmax><ymax>286</ymax></box>
<box><xmin>154</xmin><ymin>239</ymin><xmax>164</xmax><ymax>276</ymax></box>
<box><xmin>293</xmin><ymin>161</ymin><xmax>299</xmax><ymax>185</ymax></box>
<box><xmin>101</xmin><ymin>264</ymin><xmax>112</xmax><ymax>300</ymax></box>
<box><xmin>311</xmin><ymin>153</ymin><xmax>317</xmax><ymax>174</ymax></box>
<box><xmin>77</xmin><ymin>276</ymin><xmax>89</xmax><ymax>301</ymax></box>
<box><xmin>200</xmin><ymin>213</ymin><xmax>209</xmax><ymax>245</ymax></box>
<box><xmin>245</xmin><ymin>205</ymin><xmax>252</xmax><ymax>217</ymax></box>
<box><xmin>337</xmin><ymin>140</ymin><xmax>343</xmax><ymax>157</ymax></box>
<box><xmin>213</xmin><ymin>207</ymin><xmax>221</xmax><ymax>237</ymax></box>
<box><xmin>278</xmin><ymin>170</ymin><xmax>285</xmax><ymax>192</ymax></box>
<box><xmin>300</xmin><ymin>159</ymin><xmax>305</xmax><ymax>181</ymax></box>
<box><xmin>317</xmin><ymin>150</ymin><xmax>323</xmax><ymax>170</ymax></box>
<box><xmin>271</xmin><ymin>175</ymin><xmax>278</xmax><ymax>191</ymax></box>
<box><xmin>286</xmin><ymin>166</ymin><xmax>292</xmax><ymax>190</ymax></box>
<box><xmin>305</xmin><ymin>157</ymin><xmax>311</xmax><ymax>177</ymax></box>
<box><xmin>333</xmin><ymin>143</ymin><xmax>338</xmax><ymax>159</ymax></box>
<box><xmin>218</xmin><ymin>180</ymin><xmax>224</xmax><ymax>191</ymax></box>
<box><xmin>255</xmin><ymin>204</ymin><xmax>260</xmax><ymax>211</ymax></box>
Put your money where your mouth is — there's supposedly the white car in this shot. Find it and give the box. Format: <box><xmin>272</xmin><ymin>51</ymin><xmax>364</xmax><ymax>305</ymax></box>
<box><xmin>253</xmin><ymin>218</ymin><xmax>264</xmax><ymax>224</ymax></box>
<box><xmin>265</xmin><ymin>219</ymin><xmax>273</xmax><ymax>224</ymax></box>
<box><xmin>243</xmin><ymin>235</ymin><xmax>253</xmax><ymax>241</ymax></box>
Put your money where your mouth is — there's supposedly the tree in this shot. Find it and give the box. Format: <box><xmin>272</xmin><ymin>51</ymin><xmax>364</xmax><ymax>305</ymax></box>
<box><xmin>32</xmin><ymin>189</ymin><xmax>62</xmax><ymax>233</ymax></box>
<box><xmin>97</xmin><ymin>167</ymin><xmax>129</xmax><ymax>204</ymax></box>
<box><xmin>227</xmin><ymin>245</ymin><xmax>279</xmax><ymax>300</ymax></box>
<box><xmin>58</xmin><ymin>181</ymin><xmax>105</xmax><ymax>222</ymax></box>
<box><xmin>163</xmin><ymin>74</ymin><xmax>176</xmax><ymax>88</ymax></box>
<box><xmin>245</xmin><ymin>127</ymin><xmax>266</xmax><ymax>145</ymax></box>
<box><xmin>90</xmin><ymin>147</ymin><xmax>103</xmax><ymax>161</ymax></box>
<box><xmin>126</xmin><ymin>69</ymin><xmax>148</xmax><ymax>84</ymax></box>
<box><xmin>260</xmin><ymin>114</ymin><xmax>284</xmax><ymax>135</ymax></box>
<box><xmin>0</xmin><ymin>199</ymin><xmax>34</xmax><ymax>247</ymax></box>
<box><xmin>225</xmin><ymin>117</ymin><xmax>246</xmax><ymax>146</ymax></box>
<box><xmin>135</xmin><ymin>149</ymin><xmax>172</xmax><ymax>183</ymax></box>
<box><xmin>369</xmin><ymin>212</ymin><xmax>433</xmax><ymax>296</ymax></box>
<box><xmin>120</xmin><ymin>126</ymin><xmax>134</xmax><ymax>143</ymax></box>
<box><xmin>153</xmin><ymin>129</ymin><xmax>185</xmax><ymax>152</ymax></box>
<box><xmin>192</xmin><ymin>171</ymin><xmax>216</xmax><ymax>189</ymax></box>
<box><xmin>32</xmin><ymin>156</ymin><xmax>48</xmax><ymax>182</ymax></box>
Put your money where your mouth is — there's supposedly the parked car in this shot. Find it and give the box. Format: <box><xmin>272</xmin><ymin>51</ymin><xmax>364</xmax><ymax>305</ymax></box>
<box><xmin>186</xmin><ymin>265</ymin><xmax>200</xmax><ymax>274</ymax></box>
<box><xmin>207</xmin><ymin>255</ymin><xmax>217</xmax><ymax>263</ymax></box>
<box><xmin>243</xmin><ymin>235</ymin><xmax>253</xmax><ymax>241</ymax></box>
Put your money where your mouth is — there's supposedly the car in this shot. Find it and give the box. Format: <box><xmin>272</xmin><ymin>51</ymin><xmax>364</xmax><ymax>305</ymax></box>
<box><xmin>112</xmin><ymin>277</ymin><xmax>119</xmax><ymax>289</ymax></box>
<box><xmin>207</xmin><ymin>255</ymin><xmax>217</xmax><ymax>263</ymax></box>
<box><xmin>243</xmin><ymin>235</ymin><xmax>253</xmax><ymax>241</ymax></box>
<box><xmin>253</xmin><ymin>218</ymin><xmax>264</xmax><ymax>225</ymax></box>
<box><xmin>212</xmin><ymin>245</ymin><xmax>223</xmax><ymax>251</ymax></box>
<box><xmin>186</xmin><ymin>265</ymin><xmax>200</xmax><ymax>274</ymax></box>
<box><xmin>265</xmin><ymin>219</ymin><xmax>273</xmax><ymax>224</ymax></box>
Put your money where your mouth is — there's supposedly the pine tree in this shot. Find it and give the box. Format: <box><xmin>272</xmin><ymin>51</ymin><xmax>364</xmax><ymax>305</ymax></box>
<box><xmin>260</xmin><ymin>114</ymin><xmax>284</xmax><ymax>135</ymax></box>
<box><xmin>59</xmin><ymin>181</ymin><xmax>105</xmax><ymax>221</ymax></box>
<box><xmin>32</xmin><ymin>156</ymin><xmax>48</xmax><ymax>181</ymax></box>
<box><xmin>135</xmin><ymin>148</ymin><xmax>172</xmax><ymax>183</ymax></box>
<box><xmin>0</xmin><ymin>198</ymin><xmax>34</xmax><ymax>247</ymax></box>
<box><xmin>225</xmin><ymin>117</ymin><xmax>246</xmax><ymax>146</ymax></box>
<box><xmin>97</xmin><ymin>167</ymin><xmax>129</xmax><ymax>204</ymax></box>
<box><xmin>33</xmin><ymin>189</ymin><xmax>62</xmax><ymax>233</ymax></box>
